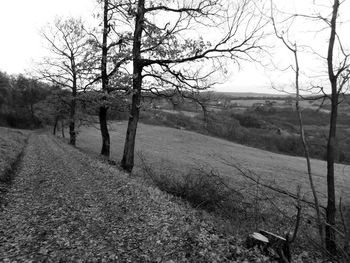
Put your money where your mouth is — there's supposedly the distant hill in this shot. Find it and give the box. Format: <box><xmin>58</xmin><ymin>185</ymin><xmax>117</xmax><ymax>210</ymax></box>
<box><xmin>214</xmin><ymin>91</ymin><xmax>288</xmax><ymax>98</ymax></box>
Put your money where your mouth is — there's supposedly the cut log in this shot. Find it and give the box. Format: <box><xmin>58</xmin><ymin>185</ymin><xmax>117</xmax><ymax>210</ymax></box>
<box><xmin>246</xmin><ymin>230</ymin><xmax>291</xmax><ymax>263</ymax></box>
<box><xmin>259</xmin><ymin>230</ymin><xmax>291</xmax><ymax>263</ymax></box>
<box><xmin>252</xmin><ymin>232</ymin><xmax>269</xmax><ymax>243</ymax></box>
<box><xmin>245</xmin><ymin>232</ymin><xmax>269</xmax><ymax>249</ymax></box>
<box><xmin>259</xmin><ymin>230</ymin><xmax>286</xmax><ymax>243</ymax></box>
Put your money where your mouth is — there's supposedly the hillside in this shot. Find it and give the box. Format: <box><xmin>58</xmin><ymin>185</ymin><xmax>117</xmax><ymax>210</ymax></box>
<box><xmin>214</xmin><ymin>91</ymin><xmax>288</xmax><ymax>98</ymax></box>
<box><xmin>1</xmin><ymin>130</ymin><xmax>269</xmax><ymax>262</ymax></box>
<box><xmin>78</xmin><ymin>122</ymin><xmax>350</xmax><ymax>203</ymax></box>
<box><xmin>1</xmin><ymin>125</ymin><xmax>347</xmax><ymax>261</ymax></box>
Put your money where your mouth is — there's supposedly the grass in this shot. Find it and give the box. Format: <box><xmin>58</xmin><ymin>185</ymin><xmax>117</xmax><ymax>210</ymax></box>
<box><xmin>0</xmin><ymin>127</ymin><xmax>29</xmax><ymax>209</ymax></box>
<box><xmin>77</xmin><ymin>121</ymin><xmax>350</xmax><ymax>205</ymax></box>
<box><xmin>0</xmin><ymin>127</ymin><xmax>29</xmax><ymax>183</ymax></box>
<box><xmin>65</xmin><ymin>121</ymin><xmax>350</xmax><ymax>260</ymax></box>
<box><xmin>137</xmin><ymin>108</ymin><xmax>350</xmax><ymax>164</ymax></box>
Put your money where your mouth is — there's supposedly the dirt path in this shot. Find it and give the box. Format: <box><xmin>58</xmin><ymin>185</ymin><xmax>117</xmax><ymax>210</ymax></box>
<box><xmin>0</xmin><ymin>133</ymin><xmax>244</xmax><ymax>262</ymax></box>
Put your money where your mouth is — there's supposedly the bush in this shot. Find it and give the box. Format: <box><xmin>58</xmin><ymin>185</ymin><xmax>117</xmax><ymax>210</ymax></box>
<box><xmin>140</xmin><ymin>110</ymin><xmax>205</xmax><ymax>132</ymax></box>
<box><xmin>232</xmin><ymin>113</ymin><xmax>263</xmax><ymax>128</ymax></box>
<box><xmin>138</xmin><ymin>153</ymin><xmax>243</xmax><ymax>213</ymax></box>
<box><xmin>0</xmin><ymin>112</ymin><xmax>42</xmax><ymax>129</ymax></box>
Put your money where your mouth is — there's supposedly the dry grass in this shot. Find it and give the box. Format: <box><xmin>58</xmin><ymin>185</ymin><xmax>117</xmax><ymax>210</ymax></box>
<box><xmin>72</xmin><ymin>122</ymin><xmax>350</xmax><ymax>260</ymax></box>
<box><xmin>160</xmin><ymin>109</ymin><xmax>199</xmax><ymax>118</ymax></box>
<box><xmin>0</xmin><ymin>127</ymin><xmax>29</xmax><ymax>183</ymax></box>
<box><xmin>1</xmin><ymin>133</ymin><xmax>272</xmax><ymax>262</ymax></box>
<box><xmin>76</xmin><ymin>121</ymin><xmax>350</xmax><ymax>206</ymax></box>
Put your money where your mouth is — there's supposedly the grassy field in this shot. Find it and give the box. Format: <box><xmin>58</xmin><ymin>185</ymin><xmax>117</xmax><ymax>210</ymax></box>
<box><xmin>77</xmin><ymin>122</ymin><xmax>350</xmax><ymax>204</ymax></box>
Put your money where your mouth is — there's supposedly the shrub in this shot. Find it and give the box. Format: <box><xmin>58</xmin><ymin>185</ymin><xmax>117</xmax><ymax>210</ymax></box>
<box><xmin>138</xmin><ymin>153</ymin><xmax>243</xmax><ymax>213</ymax></box>
<box><xmin>232</xmin><ymin>113</ymin><xmax>263</xmax><ymax>128</ymax></box>
<box><xmin>1</xmin><ymin>112</ymin><xmax>42</xmax><ymax>129</ymax></box>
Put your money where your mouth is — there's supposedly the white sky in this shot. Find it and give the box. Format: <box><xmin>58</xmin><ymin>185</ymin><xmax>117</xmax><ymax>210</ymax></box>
<box><xmin>0</xmin><ymin>0</ymin><xmax>349</xmax><ymax>94</ymax></box>
<box><xmin>0</xmin><ymin>0</ymin><xmax>97</xmax><ymax>74</ymax></box>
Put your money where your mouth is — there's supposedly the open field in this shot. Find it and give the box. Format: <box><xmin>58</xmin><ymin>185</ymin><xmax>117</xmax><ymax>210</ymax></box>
<box><xmin>160</xmin><ymin>109</ymin><xmax>199</xmax><ymax>118</ymax></box>
<box><xmin>77</xmin><ymin>122</ymin><xmax>350</xmax><ymax>204</ymax></box>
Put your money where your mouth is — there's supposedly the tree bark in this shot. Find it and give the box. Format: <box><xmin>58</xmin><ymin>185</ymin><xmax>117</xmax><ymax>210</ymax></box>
<box><xmin>99</xmin><ymin>106</ymin><xmax>110</xmax><ymax>156</ymax></box>
<box><xmin>200</xmin><ymin>104</ymin><xmax>208</xmax><ymax>123</ymax></box>
<box><xmin>69</xmin><ymin>48</ymin><xmax>78</xmax><ymax>146</ymax></box>
<box><xmin>69</xmin><ymin>102</ymin><xmax>76</xmax><ymax>146</ymax></box>
<box><xmin>69</xmin><ymin>81</ymin><xmax>77</xmax><ymax>146</ymax></box>
<box><xmin>121</xmin><ymin>88</ymin><xmax>142</xmax><ymax>172</ymax></box>
<box><xmin>325</xmin><ymin>0</ymin><xmax>339</xmax><ymax>255</ymax></box>
<box><xmin>326</xmin><ymin>93</ymin><xmax>338</xmax><ymax>255</ymax></box>
<box><xmin>53</xmin><ymin>115</ymin><xmax>59</xmax><ymax>135</ymax></box>
<box><xmin>61</xmin><ymin>119</ymin><xmax>65</xmax><ymax>138</ymax></box>
<box><xmin>99</xmin><ymin>0</ymin><xmax>111</xmax><ymax>157</ymax></box>
<box><xmin>294</xmin><ymin>49</ymin><xmax>323</xmax><ymax>245</ymax></box>
<box><xmin>121</xmin><ymin>0</ymin><xmax>145</xmax><ymax>172</ymax></box>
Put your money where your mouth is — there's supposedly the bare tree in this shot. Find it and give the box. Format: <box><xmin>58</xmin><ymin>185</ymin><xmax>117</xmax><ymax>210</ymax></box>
<box><xmin>90</xmin><ymin>0</ymin><xmax>131</xmax><ymax>157</ymax></box>
<box><xmin>271</xmin><ymin>0</ymin><xmax>350</xmax><ymax>255</ymax></box>
<box><xmin>38</xmin><ymin>18</ymin><xmax>93</xmax><ymax>146</ymax></box>
<box><xmin>270</xmin><ymin>0</ymin><xmax>324</xmax><ymax>248</ymax></box>
<box><xmin>45</xmin><ymin>88</ymin><xmax>70</xmax><ymax>136</ymax></box>
<box><xmin>324</xmin><ymin>0</ymin><xmax>350</xmax><ymax>255</ymax></box>
<box><xmin>110</xmin><ymin>0</ymin><xmax>266</xmax><ymax>172</ymax></box>
<box><xmin>190</xmin><ymin>91</ymin><xmax>217</xmax><ymax>123</ymax></box>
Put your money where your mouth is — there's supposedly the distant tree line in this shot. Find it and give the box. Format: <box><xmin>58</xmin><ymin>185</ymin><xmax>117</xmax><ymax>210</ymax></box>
<box><xmin>0</xmin><ymin>72</ymin><xmax>50</xmax><ymax>128</ymax></box>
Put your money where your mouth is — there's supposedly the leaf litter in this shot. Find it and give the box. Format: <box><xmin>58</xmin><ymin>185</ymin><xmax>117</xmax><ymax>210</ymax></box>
<box><xmin>0</xmin><ymin>132</ymin><xmax>270</xmax><ymax>262</ymax></box>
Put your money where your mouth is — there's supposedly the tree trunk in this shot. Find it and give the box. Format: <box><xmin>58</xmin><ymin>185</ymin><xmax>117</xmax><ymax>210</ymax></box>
<box><xmin>325</xmin><ymin>0</ymin><xmax>339</xmax><ymax>255</ymax></box>
<box><xmin>99</xmin><ymin>106</ymin><xmax>110</xmax><ymax>157</ymax></box>
<box><xmin>326</xmin><ymin>93</ymin><xmax>338</xmax><ymax>254</ymax></box>
<box><xmin>121</xmin><ymin>0</ymin><xmax>145</xmax><ymax>172</ymax></box>
<box><xmin>69</xmin><ymin>53</ymin><xmax>78</xmax><ymax>146</ymax></box>
<box><xmin>69</xmin><ymin>96</ymin><xmax>76</xmax><ymax>146</ymax></box>
<box><xmin>53</xmin><ymin>115</ymin><xmax>59</xmax><ymax>135</ymax></box>
<box><xmin>294</xmin><ymin>51</ymin><xmax>323</xmax><ymax>245</ymax></box>
<box><xmin>200</xmin><ymin>104</ymin><xmax>208</xmax><ymax>123</ymax></box>
<box><xmin>69</xmin><ymin>121</ymin><xmax>76</xmax><ymax>145</ymax></box>
<box><xmin>99</xmin><ymin>0</ymin><xmax>111</xmax><ymax>157</ymax></box>
<box><xmin>61</xmin><ymin>119</ymin><xmax>65</xmax><ymax>138</ymax></box>
<box><xmin>121</xmin><ymin>90</ymin><xmax>141</xmax><ymax>172</ymax></box>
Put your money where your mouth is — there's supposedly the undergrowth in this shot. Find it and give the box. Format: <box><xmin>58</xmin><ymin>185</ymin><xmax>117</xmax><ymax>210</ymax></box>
<box><xmin>0</xmin><ymin>127</ymin><xmax>28</xmax><ymax>207</ymax></box>
<box><xmin>136</xmin><ymin>151</ymin><xmax>349</xmax><ymax>262</ymax></box>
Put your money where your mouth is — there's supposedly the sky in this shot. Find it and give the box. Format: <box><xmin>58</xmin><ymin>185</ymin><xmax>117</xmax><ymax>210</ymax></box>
<box><xmin>0</xmin><ymin>0</ymin><xmax>349</xmax><ymax>94</ymax></box>
<box><xmin>0</xmin><ymin>0</ymin><xmax>96</xmax><ymax>74</ymax></box>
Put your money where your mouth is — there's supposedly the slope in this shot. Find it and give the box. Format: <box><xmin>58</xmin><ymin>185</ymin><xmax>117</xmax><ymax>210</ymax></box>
<box><xmin>0</xmin><ymin>132</ymin><xmax>266</xmax><ymax>262</ymax></box>
<box><xmin>78</xmin><ymin>122</ymin><xmax>350</xmax><ymax>203</ymax></box>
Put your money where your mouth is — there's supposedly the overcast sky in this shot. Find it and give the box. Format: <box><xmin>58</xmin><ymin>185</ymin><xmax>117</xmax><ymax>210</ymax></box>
<box><xmin>0</xmin><ymin>0</ymin><xmax>349</xmax><ymax>94</ymax></box>
<box><xmin>0</xmin><ymin>0</ymin><xmax>96</xmax><ymax>74</ymax></box>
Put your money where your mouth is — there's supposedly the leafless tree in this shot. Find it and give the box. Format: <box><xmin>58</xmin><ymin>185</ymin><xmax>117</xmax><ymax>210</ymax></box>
<box><xmin>323</xmin><ymin>0</ymin><xmax>350</xmax><ymax>255</ymax></box>
<box><xmin>270</xmin><ymin>0</ymin><xmax>324</xmax><ymax>249</ymax></box>
<box><xmin>272</xmin><ymin>0</ymin><xmax>350</xmax><ymax>256</ymax></box>
<box><xmin>90</xmin><ymin>0</ymin><xmax>131</xmax><ymax>157</ymax></box>
<box><xmin>45</xmin><ymin>88</ymin><xmax>70</xmax><ymax>136</ymax></box>
<box><xmin>110</xmin><ymin>0</ymin><xmax>266</xmax><ymax>172</ymax></box>
<box><xmin>191</xmin><ymin>91</ymin><xmax>218</xmax><ymax>123</ymax></box>
<box><xmin>37</xmin><ymin>17</ymin><xmax>94</xmax><ymax>146</ymax></box>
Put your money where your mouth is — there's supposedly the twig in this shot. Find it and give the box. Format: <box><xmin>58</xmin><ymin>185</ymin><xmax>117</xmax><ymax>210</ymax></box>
<box><xmin>220</xmin><ymin>159</ymin><xmax>326</xmax><ymax>210</ymax></box>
